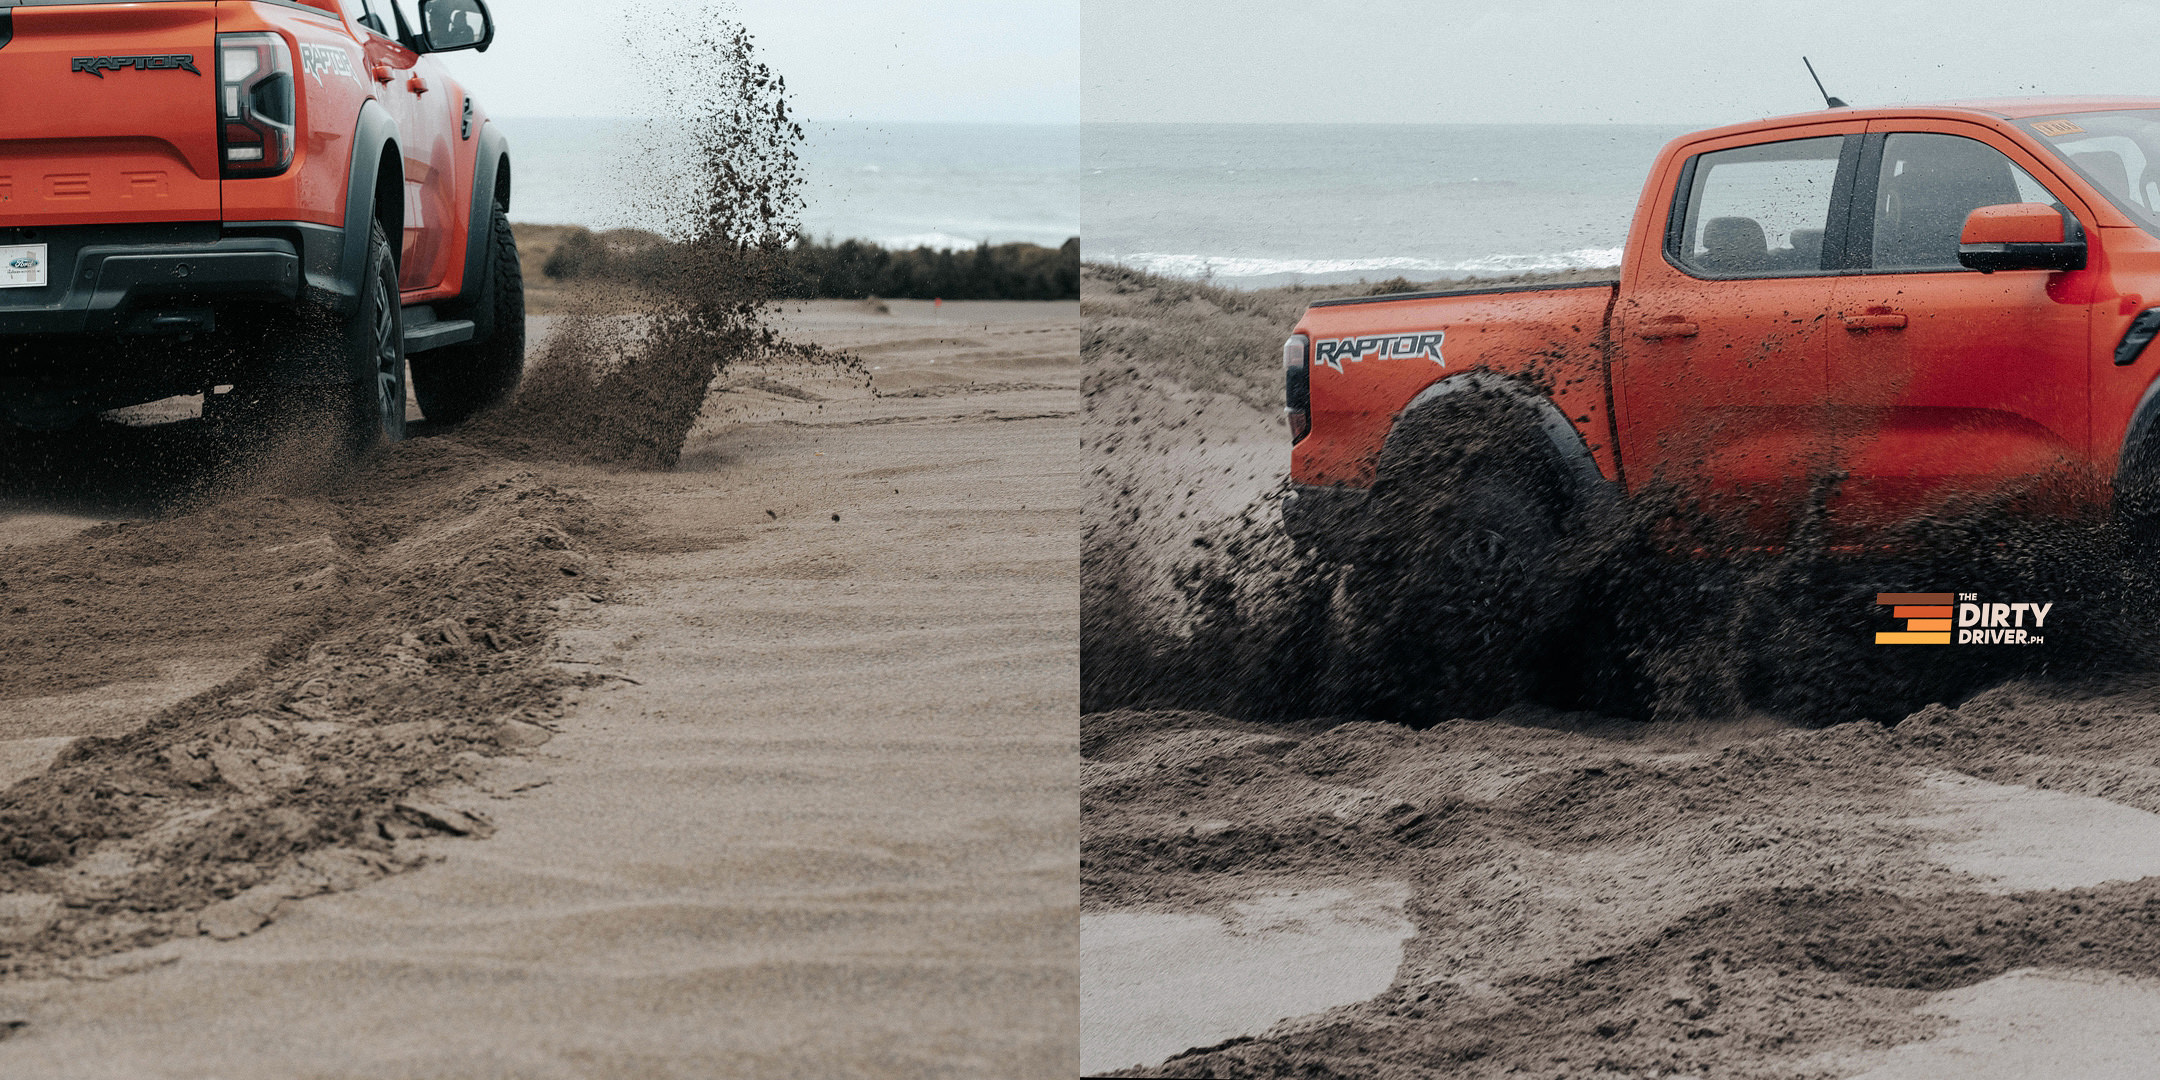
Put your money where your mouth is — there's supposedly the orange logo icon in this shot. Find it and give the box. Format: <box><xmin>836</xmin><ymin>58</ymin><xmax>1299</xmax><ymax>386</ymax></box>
<box><xmin>1875</xmin><ymin>592</ymin><xmax>1954</xmax><ymax>645</ymax></box>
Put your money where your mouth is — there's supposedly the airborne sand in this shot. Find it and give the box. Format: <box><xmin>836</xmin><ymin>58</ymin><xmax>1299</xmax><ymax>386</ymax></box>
<box><xmin>0</xmin><ymin>299</ymin><xmax>1077</xmax><ymax>1078</ymax></box>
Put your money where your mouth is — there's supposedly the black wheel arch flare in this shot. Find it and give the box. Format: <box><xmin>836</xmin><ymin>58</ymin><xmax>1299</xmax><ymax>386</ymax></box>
<box><xmin>2116</xmin><ymin>371</ymin><xmax>2160</xmax><ymax>495</ymax></box>
<box><xmin>454</xmin><ymin>121</ymin><xmax>511</xmax><ymax>313</ymax></box>
<box><xmin>1383</xmin><ymin>372</ymin><xmax>1618</xmax><ymax>520</ymax></box>
<box><xmin>326</xmin><ymin>99</ymin><xmax>402</xmax><ymax>315</ymax></box>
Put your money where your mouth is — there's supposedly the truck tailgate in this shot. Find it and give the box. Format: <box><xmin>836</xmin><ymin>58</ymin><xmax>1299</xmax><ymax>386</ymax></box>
<box><xmin>1293</xmin><ymin>281</ymin><xmax>1619</xmax><ymax>487</ymax></box>
<box><xmin>0</xmin><ymin>2</ymin><xmax>221</xmax><ymax>225</ymax></box>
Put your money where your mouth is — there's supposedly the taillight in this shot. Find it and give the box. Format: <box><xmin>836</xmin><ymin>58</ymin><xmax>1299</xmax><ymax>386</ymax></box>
<box><xmin>218</xmin><ymin>33</ymin><xmax>295</xmax><ymax>178</ymax></box>
<box><xmin>1283</xmin><ymin>333</ymin><xmax>1311</xmax><ymax>443</ymax></box>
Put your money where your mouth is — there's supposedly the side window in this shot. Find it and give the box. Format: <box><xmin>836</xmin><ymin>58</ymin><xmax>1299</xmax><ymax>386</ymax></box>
<box><xmin>385</xmin><ymin>0</ymin><xmax>417</xmax><ymax>41</ymax></box>
<box><xmin>1871</xmin><ymin>133</ymin><xmax>2062</xmax><ymax>272</ymax></box>
<box><xmin>1674</xmin><ymin>135</ymin><xmax>1844</xmax><ymax>278</ymax></box>
<box><xmin>356</xmin><ymin>0</ymin><xmax>388</xmax><ymax>36</ymax></box>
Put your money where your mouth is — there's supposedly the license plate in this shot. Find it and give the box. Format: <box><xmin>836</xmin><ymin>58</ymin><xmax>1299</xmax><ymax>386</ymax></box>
<box><xmin>0</xmin><ymin>244</ymin><xmax>48</xmax><ymax>289</ymax></box>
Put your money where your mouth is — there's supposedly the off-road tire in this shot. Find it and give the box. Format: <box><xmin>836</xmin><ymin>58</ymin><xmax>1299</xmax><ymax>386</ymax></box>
<box><xmin>1322</xmin><ymin>394</ymin><xmax>1577</xmax><ymax>724</ymax></box>
<box><xmin>2117</xmin><ymin>442</ymin><xmax>2160</xmax><ymax>563</ymax></box>
<box><xmin>347</xmin><ymin>217</ymin><xmax>408</xmax><ymax>450</ymax></box>
<box><xmin>411</xmin><ymin>202</ymin><xmax>524</xmax><ymax>425</ymax></box>
<box><xmin>203</xmin><ymin>218</ymin><xmax>405</xmax><ymax>460</ymax></box>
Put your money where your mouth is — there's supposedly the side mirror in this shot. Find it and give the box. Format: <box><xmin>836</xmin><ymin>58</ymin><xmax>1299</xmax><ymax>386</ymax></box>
<box><xmin>1958</xmin><ymin>203</ymin><xmax>2085</xmax><ymax>273</ymax></box>
<box><xmin>415</xmin><ymin>0</ymin><xmax>493</xmax><ymax>54</ymax></box>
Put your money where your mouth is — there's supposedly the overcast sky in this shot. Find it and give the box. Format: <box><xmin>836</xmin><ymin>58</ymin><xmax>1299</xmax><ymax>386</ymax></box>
<box><xmin>1085</xmin><ymin>0</ymin><xmax>2160</xmax><ymax>125</ymax></box>
<box><xmin>430</xmin><ymin>0</ymin><xmax>1076</xmax><ymax>122</ymax></box>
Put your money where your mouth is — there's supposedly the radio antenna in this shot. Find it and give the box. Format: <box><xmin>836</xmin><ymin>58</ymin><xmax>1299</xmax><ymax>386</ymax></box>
<box><xmin>1804</xmin><ymin>57</ymin><xmax>1848</xmax><ymax>108</ymax></box>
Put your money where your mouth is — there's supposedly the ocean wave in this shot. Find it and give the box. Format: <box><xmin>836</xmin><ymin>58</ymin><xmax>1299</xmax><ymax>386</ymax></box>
<box><xmin>874</xmin><ymin>231</ymin><xmax>993</xmax><ymax>251</ymax></box>
<box><xmin>1103</xmin><ymin>248</ymin><xmax>1625</xmax><ymax>280</ymax></box>
<box><xmin>872</xmin><ymin>231</ymin><xmax>1077</xmax><ymax>251</ymax></box>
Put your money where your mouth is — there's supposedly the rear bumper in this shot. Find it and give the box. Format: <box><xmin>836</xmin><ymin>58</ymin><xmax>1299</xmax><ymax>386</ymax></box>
<box><xmin>0</xmin><ymin>223</ymin><xmax>319</xmax><ymax>335</ymax></box>
<box><xmin>1283</xmin><ymin>482</ymin><xmax>1370</xmax><ymax>560</ymax></box>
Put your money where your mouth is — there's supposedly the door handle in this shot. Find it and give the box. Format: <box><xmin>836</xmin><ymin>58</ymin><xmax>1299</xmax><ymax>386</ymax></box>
<box><xmin>1637</xmin><ymin>321</ymin><xmax>1699</xmax><ymax>340</ymax></box>
<box><xmin>408</xmin><ymin>76</ymin><xmax>429</xmax><ymax>95</ymax></box>
<box><xmin>372</xmin><ymin>63</ymin><xmax>394</xmax><ymax>83</ymax></box>
<box><xmin>1841</xmin><ymin>312</ymin><xmax>1908</xmax><ymax>331</ymax></box>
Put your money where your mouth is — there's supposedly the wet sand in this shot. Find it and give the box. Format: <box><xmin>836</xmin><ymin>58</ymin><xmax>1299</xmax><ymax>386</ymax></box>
<box><xmin>1845</xmin><ymin>969</ymin><xmax>2160</xmax><ymax>1079</ymax></box>
<box><xmin>1082</xmin><ymin>882</ymin><xmax>1412</xmax><ymax>1075</ymax></box>
<box><xmin>0</xmin><ymin>300</ymin><xmax>1078</xmax><ymax>1077</ymax></box>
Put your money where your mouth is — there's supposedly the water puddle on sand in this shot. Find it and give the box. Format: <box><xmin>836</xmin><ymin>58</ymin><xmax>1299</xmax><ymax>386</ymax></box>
<box><xmin>1845</xmin><ymin>969</ymin><xmax>2160</xmax><ymax>1079</ymax></box>
<box><xmin>1080</xmin><ymin>881</ymin><xmax>1414</xmax><ymax>1076</ymax></box>
<box><xmin>1829</xmin><ymin>778</ymin><xmax>2160</xmax><ymax>1076</ymax></box>
<box><xmin>1911</xmin><ymin>771</ymin><xmax>2160</xmax><ymax>892</ymax></box>
<box><xmin>0</xmin><ymin>737</ymin><xmax>73</xmax><ymax>790</ymax></box>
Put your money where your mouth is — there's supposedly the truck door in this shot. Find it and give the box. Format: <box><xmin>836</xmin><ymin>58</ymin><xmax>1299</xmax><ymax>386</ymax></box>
<box><xmin>1615</xmin><ymin>127</ymin><xmax>1859</xmax><ymax>538</ymax></box>
<box><xmin>354</xmin><ymin>0</ymin><xmax>447</xmax><ymax>294</ymax></box>
<box><xmin>1825</xmin><ymin>125</ymin><xmax>2097</xmax><ymax>527</ymax></box>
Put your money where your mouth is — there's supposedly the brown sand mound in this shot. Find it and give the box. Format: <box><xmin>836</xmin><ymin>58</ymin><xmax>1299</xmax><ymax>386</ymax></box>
<box><xmin>0</xmin><ymin>437</ymin><xmax>610</xmax><ymax>973</ymax></box>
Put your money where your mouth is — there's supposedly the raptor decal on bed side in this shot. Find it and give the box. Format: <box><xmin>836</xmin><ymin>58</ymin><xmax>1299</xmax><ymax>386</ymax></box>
<box><xmin>1314</xmin><ymin>330</ymin><xmax>1446</xmax><ymax>373</ymax></box>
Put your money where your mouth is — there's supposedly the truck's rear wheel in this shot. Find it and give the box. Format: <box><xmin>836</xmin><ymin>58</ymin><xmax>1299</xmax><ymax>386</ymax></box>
<box><xmin>351</xmin><ymin>219</ymin><xmax>409</xmax><ymax>449</ymax></box>
<box><xmin>204</xmin><ymin>218</ymin><xmax>405</xmax><ymax>459</ymax></box>
<box><xmin>412</xmin><ymin>202</ymin><xmax>524</xmax><ymax>425</ymax></box>
<box><xmin>2117</xmin><ymin>444</ymin><xmax>2160</xmax><ymax>562</ymax></box>
<box><xmin>1323</xmin><ymin>397</ymin><xmax>1577</xmax><ymax>724</ymax></box>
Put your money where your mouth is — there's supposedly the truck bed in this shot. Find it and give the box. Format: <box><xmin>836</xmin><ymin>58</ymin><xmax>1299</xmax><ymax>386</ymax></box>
<box><xmin>1307</xmin><ymin>277</ymin><xmax>1620</xmax><ymax>309</ymax></box>
<box><xmin>1291</xmin><ymin>279</ymin><xmax>1620</xmax><ymax>488</ymax></box>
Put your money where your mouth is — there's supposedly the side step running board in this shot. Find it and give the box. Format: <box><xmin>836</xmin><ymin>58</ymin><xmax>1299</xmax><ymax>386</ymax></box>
<box><xmin>401</xmin><ymin>305</ymin><xmax>476</xmax><ymax>353</ymax></box>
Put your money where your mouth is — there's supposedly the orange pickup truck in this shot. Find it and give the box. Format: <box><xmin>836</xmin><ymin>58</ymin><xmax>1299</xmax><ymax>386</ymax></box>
<box><xmin>1286</xmin><ymin>99</ymin><xmax>2160</xmax><ymax>563</ymax></box>
<box><xmin>0</xmin><ymin>0</ymin><xmax>521</xmax><ymax>453</ymax></box>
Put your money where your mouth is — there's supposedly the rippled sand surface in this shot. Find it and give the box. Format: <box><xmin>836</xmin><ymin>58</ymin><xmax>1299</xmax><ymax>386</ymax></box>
<box><xmin>0</xmin><ymin>301</ymin><xmax>1079</xmax><ymax>1079</ymax></box>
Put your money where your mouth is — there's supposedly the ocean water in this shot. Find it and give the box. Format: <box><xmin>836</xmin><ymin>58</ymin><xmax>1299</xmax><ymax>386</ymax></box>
<box><xmin>492</xmin><ymin>118</ymin><xmax>1080</xmax><ymax>250</ymax></box>
<box><xmin>496</xmin><ymin>120</ymin><xmax>1695</xmax><ymax>281</ymax></box>
<box><xmin>1083</xmin><ymin>123</ymin><xmax>1697</xmax><ymax>287</ymax></box>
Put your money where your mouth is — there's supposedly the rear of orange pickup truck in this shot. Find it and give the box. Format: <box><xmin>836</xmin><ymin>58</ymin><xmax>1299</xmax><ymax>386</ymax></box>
<box><xmin>1</xmin><ymin>0</ymin><xmax>290</xmax><ymax>352</ymax></box>
<box><xmin>1280</xmin><ymin>279</ymin><xmax>1621</xmax><ymax>563</ymax></box>
<box><xmin>0</xmin><ymin>0</ymin><xmax>518</xmax><ymax>452</ymax></box>
<box><xmin>1277</xmin><ymin>278</ymin><xmax>1627</xmax><ymax>721</ymax></box>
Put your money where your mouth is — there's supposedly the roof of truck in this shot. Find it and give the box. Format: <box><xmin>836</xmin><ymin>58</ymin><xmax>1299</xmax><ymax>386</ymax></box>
<box><xmin>1918</xmin><ymin>96</ymin><xmax>2160</xmax><ymax>118</ymax></box>
<box><xmin>1685</xmin><ymin>97</ymin><xmax>2160</xmax><ymax>143</ymax></box>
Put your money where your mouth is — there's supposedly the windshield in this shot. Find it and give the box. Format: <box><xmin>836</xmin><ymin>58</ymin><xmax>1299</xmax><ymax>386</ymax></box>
<box><xmin>2017</xmin><ymin>110</ymin><xmax>2160</xmax><ymax>236</ymax></box>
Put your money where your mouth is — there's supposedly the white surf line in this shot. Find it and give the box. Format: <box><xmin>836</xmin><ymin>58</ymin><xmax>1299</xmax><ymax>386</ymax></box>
<box><xmin>1099</xmin><ymin>249</ymin><xmax>1625</xmax><ymax>280</ymax></box>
